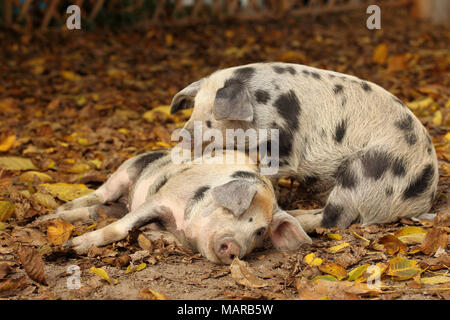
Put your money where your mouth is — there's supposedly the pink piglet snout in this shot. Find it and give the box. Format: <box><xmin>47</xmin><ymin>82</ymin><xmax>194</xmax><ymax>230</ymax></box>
<box><xmin>214</xmin><ymin>237</ymin><xmax>241</xmax><ymax>264</ymax></box>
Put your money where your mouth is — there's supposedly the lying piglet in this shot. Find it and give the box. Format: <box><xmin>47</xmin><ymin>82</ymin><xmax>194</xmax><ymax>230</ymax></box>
<box><xmin>38</xmin><ymin>150</ymin><xmax>311</xmax><ymax>264</ymax></box>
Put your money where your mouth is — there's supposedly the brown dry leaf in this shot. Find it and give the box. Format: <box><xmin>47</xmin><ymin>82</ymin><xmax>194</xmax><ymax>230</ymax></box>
<box><xmin>230</xmin><ymin>257</ymin><xmax>267</xmax><ymax>288</ymax></box>
<box><xmin>18</xmin><ymin>171</ymin><xmax>53</xmax><ymax>184</ymax></box>
<box><xmin>0</xmin><ymin>263</ymin><xmax>12</xmax><ymax>279</ymax></box>
<box><xmin>318</xmin><ymin>262</ymin><xmax>347</xmax><ymax>280</ymax></box>
<box><xmin>46</xmin><ymin>219</ymin><xmax>75</xmax><ymax>245</ymax></box>
<box><xmin>139</xmin><ymin>288</ymin><xmax>169</xmax><ymax>300</ymax></box>
<box><xmin>137</xmin><ymin>233</ymin><xmax>153</xmax><ymax>252</ymax></box>
<box><xmin>18</xmin><ymin>246</ymin><xmax>47</xmax><ymax>285</ymax></box>
<box><xmin>421</xmin><ymin>226</ymin><xmax>447</xmax><ymax>255</ymax></box>
<box><xmin>12</xmin><ymin>227</ymin><xmax>47</xmax><ymax>246</ymax></box>
<box><xmin>0</xmin><ymin>275</ymin><xmax>27</xmax><ymax>293</ymax></box>
<box><xmin>378</xmin><ymin>234</ymin><xmax>408</xmax><ymax>255</ymax></box>
<box><xmin>296</xmin><ymin>279</ymin><xmax>380</xmax><ymax>300</ymax></box>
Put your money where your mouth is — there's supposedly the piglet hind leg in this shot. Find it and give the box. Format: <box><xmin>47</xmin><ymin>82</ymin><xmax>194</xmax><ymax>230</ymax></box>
<box><xmin>68</xmin><ymin>200</ymin><xmax>170</xmax><ymax>253</ymax></box>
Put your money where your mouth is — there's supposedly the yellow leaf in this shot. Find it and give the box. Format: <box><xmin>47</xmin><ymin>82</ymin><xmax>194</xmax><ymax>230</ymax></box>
<box><xmin>90</xmin><ymin>266</ymin><xmax>112</xmax><ymax>284</ymax></box>
<box><xmin>0</xmin><ymin>156</ymin><xmax>38</xmax><ymax>171</ymax></box>
<box><xmin>33</xmin><ymin>192</ymin><xmax>59</xmax><ymax>210</ymax></box>
<box><xmin>0</xmin><ymin>201</ymin><xmax>15</xmax><ymax>221</ymax></box>
<box><xmin>0</xmin><ymin>222</ymin><xmax>5</xmax><ymax>230</ymax></box>
<box><xmin>136</xmin><ymin>263</ymin><xmax>147</xmax><ymax>272</ymax></box>
<box><xmin>352</xmin><ymin>232</ymin><xmax>370</xmax><ymax>243</ymax></box>
<box><xmin>139</xmin><ymin>288</ymin><xmax>169</xmax><ymax>300</ymax></box>
<box><xmin>319</xmin><ymin>263</ymin><xmax>347</xmax><ymax>280</ymax></box>
<box><xmin>0</xmin><ymin>135</ymin><xmax>16</xmax><ymax>152</ymax></box>
<box><xmin>303</xmin><ymin>253</ymin><xmax>323</xmax><ymax>266</ymax></box>
<box><xmin>39</xmin><ymin>183</ymin><xmax>94</xmax><ymax>202</ymax></box>
<box><xmin>46</xmin><ymin>219</ymin><xmax>74</xmax><ymax>245</ymax></box>
<box><xmin>67</xmin><ymin>162</ymin><xmax>93</xmax><ymax>174</ymax></box>
<box><xmin>406</xmin><ymin>97</ymin><xmax>434</xmax><ymax>111</ymax></box>
<box><xmin>432</xmin><ymin>110</ymin><xmax>442</xmax><ymax>126</ymax></box>
<box><xmin>373</xmin><ymin>43</ymin><xmax>388</xmax><ymax>64</ymax></box>
<box><xmin>18</xmin><ymin>171</ymin><xmax>53</xmax><ymax>184</ymax></box>
<box><xmin>61</xmin><ymin>70</ymin><xmax>81</xmax><ymax>81</ymax></box>
<box><xmin>327</xmin><ymin>233</ymin><xmax>342</xmax><ymax>241</ymax></box>
<box><xmin>386</xmin><ymin>257</ymin><xmax>422</xmax><ymax>281</ymax></box>
<box><xmin>311</xmin><ymin>275</ymin><xmax>338</xmax><ymax>282</ymax></box>
<box><xmin>328</xmin><ymin>242</ymin><xmax>350</xmax><ymax>253</ymax></box>
<box><xmin>142</xmin><ymin>106</ymin><xmax>172</xmax><ymax>122</ymax></box>
<box><xmin>394</xmin><ymin>226</ymin><xmax>427</xmax><ymax>245</ymax></box>
<box><xmin>347</xmin><ymin>264</ymin><xmax>370</xmax><ymax>281</ymax></box>
<box><xmin>420</xmin><ymin>276</ymin><xmax>450</xmax><ymax>285</ymax></box>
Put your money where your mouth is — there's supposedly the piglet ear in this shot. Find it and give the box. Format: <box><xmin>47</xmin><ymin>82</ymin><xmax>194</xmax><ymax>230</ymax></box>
<box><xmin>213</xmin><ymin>79</ymin><xmax>253</xmax><ymax>122</ymax></box>
<box><xmin>269</xmin><ymin>209</ymin><xmax>312</xmax><ymax>251</ymax></box>
<box><xmin>211</xmin><ymin>180</ymin><xmax>257</xmax><ymax>217</ymax></box>
<box><xmin>170</xmin><ymin>80</ymin><xmax>202</xmax><ymax>114</ymax></box>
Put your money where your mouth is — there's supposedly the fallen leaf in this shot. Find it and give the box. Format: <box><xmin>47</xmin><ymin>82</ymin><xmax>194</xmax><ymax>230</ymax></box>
<box><xmin>328</xmin><ymin>242</ymin><xmax>350</xmax><ymax>253</ymax></box>
<box><xmin>230</xmin><ymin>257</ymin><xmax>267</xmax><ymax>288</ymax></box>
<box><xmin>373</xmin><ymin>43</ymin><xmax>388</xmax><ymax>64</ymax></box>
<box><xmin>297</xmin><ymin>279</ymin><xmax>380</xmax><ymax>300</ymax></box>
<box><xmin>0</xmin><ymin>201</ymin><xmax>15</xmax><ymax>221</ymax></box>
<box><xmin>303</xmin><ymin>252</ymin><xmax>323</xmax><ymax>266</ymax></box>
<box><xmin>0</xmin><ymin>135</ymin><xmax>16</xmax><ymax>152</ymax></box>
<box><xmin>138</xmin><ymin>233</ymin><xmax>153</xmax><ymax>252</ymax></box>
<box><xmin>319</xmin><ymin>262</ymin><xmax>347</xmax><ymax>280</ymax></box>
<box><xmin>90</xmin><ymin>266</ymin><xmax>113</xmax><ymax>285</ymax></box>
<box><xmin>386</xmin><ymin>256</ymin><xmax>422</xmax><ymax>281</ymax></box>
<box><xmin>39</xmin><ymin>183</ymin><xmax>94</xmax><ymax>202</ymax></box>
<box><xmin>327</xmin><ymin>233</ymin><xmax>342</xmax><ymax>240</ymax></box>
<box><xmin>394</xmin><ymin>226</ymin><xmax>427</xmax><ymax>245</ymax></box>
<box><xmin>18</xmin><ymin>246</ymin><xmax>47</xmax><ymax>285</ymax></box>
<box><xmin>18</xmin><ymin>171</ymin><xmax>53</xmax><ymax>184</ymax></box>
<box><xmin>33</xmin><ymin>192</ymin><xmax>59</xmax><ymax>210</ymax></box>
<box><xmin>139</xmin><ymin>288</ymin><xmax>169</xmax><ymax>300</ymax></box>
<box><xmin>378</xmin><ymin>234</ymin><xmax>408</xmax><ymax>255</ymax></box>
<box><xmin>420</xmin><ymin>276</ymin><xmax>450</xmax><ymax>285</ymax></box>
<box><xmin>0</xmin><ymin>275</ymin><xmax>27</xmax><ymax>293</ymax></box>
<box><xmin>421</xmin><ymin>226</ymin><xmax>447</xmax><ymax>255</ymax></box>
<box><xmin>0</xmin><ymin>263</ymin><xmax>11</xmax><ymax>279</ymax></box>
<box><xmin>347</xmin><ymin>264</ymin><xmax>370</xmax><ymax>281</ymax></box>
<box><xmin>0</xmin><ymin>156</ymin><xmax>37</xmax><ymax>171</ymax></box>
<box><xmin>46</xmin><ymin>219</ymin><xmax>74</xmax><ymax>245</ymax></box>
<box><xmin>311</xmin><ymin>275</ymin><xmax>338</xmax><ymax>282</ymax></box>
<box><xmin>12</xmin><ymin>227</ymin><xmax>47</xmax><ymax>246</ymax></box>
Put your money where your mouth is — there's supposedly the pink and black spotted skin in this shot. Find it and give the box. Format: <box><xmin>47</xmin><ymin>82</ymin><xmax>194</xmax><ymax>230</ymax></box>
<box><xmin>170</xmin><ymin>62</ymin><xmax>439</xmax><ymax>231</ymax></box>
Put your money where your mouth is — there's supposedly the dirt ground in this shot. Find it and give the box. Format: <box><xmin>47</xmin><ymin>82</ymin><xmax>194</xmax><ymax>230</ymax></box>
<box><xmin>0</xmin><ymin>7</ymin><xmax>449</xmax><ymax>300</ymax></box>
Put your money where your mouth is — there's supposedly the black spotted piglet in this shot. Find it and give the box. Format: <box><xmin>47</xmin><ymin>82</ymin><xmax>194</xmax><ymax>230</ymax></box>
<box><xmin>170</xmin><ymin>62</ymin><xmax>439</xmax><ymax>231</ymax></box>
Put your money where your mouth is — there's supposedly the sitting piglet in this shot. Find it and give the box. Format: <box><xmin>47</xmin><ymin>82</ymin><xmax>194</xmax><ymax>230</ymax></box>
<box><xmin>38</xmin><ymin>150</ymin><xmax>311</xmax><ymax>264</ymax></box>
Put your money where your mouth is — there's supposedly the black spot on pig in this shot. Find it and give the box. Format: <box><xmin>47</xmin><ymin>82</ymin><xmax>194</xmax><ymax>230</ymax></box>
<box><xmin>255</xmin><ymin>90</ymin><xmax>271</xmax><ymax>104</ymax></box>
<box><xmin>193</xmin><ymin>185</ymin><xmax>210</xmax><ymax>202</ymax></box>
<box><xmin>274</xmin><ymin>90</ymin><xmax>301</xmax><ymax>131</ymax></box>
<box><xmin>278</xmin><ymin>127</ymin><xmax>294</xmax><ymax>162</ymax></box>
<box><xmin>333</xmin><ymin>84</ymin><xmax>344</xmax><ymax>94</ymax></box>
<box><xmin>391</xmin><ymin>157</ymin><xmax>407</xmax><ymax>177</ymax></box>
<box><xmin>335</xmin><ymin>158</ymin><xmax>358</xmax><ymax>189</ymax></box>
<box><xmin>233</xmin><ymin>67</ymin><xmax>255</xmax><ymax>82</ymax></box>
<box><xmin>334</xmin><ymin>119</ymin><xmax>348</xmax><ymax>144</ymax></box>
<box><xmin>361</xmin><ymin>81</ymin><xmax>372</xmax><ymax>91</ymax></box>
<box><xmin>273</xmin><ymin>66</ymin><xmax>285</xmax><ymax>74</ymax></box>
<box><xmin>361</xmin><ymin>150</ymin><xmax>390</xmax><ymax>181</ymax></box>
<box><xmin>321</xmin><ymin>204</ymin><xmax>344</xmax><ymax>228</ymax></box>
<box><xmin>311</xmin><ymin>72</ymin><xmax>321</xmax><ymax>79</ymax></box>
<box><xmin>274</xmin><ymin>66</ymin><xmax>296</xmax><ymax>75</ymax></box>
<box><xmin>302</xmin><ymin>70</ymin><xmax>310</xmax><ymax>76</ymax></box>
<box><xmin>303</xmin><ymin>175</ymin><xmax>319</xmax><ymax>186</ymax></box>
<box><xmin>341</xmin><ymin>96</ymin><xmax>347</xmax><ymax>107</ymax></box>
<box><xmin>395</xmin><ymin>114</ymin><xmax>413</xmax><ymax>131</ymax></box>
<box><xmin>133</xmin><ymin>151</ymin><xmax>167</xmax><ymax>176</ymax></box>
<box><xmin>206</xmin><ymin>120</ymin><xmax>212</xmax><ymax>128</ymax></box>
<box><xmin>403</xmin><ymin>164</ymin><xmax>435</xmax><ymax>199</ymax></box>
<box><xmin>405</xmin><ymin>133</ymin><xmax>417</xmax><ymax>145</ymax></box>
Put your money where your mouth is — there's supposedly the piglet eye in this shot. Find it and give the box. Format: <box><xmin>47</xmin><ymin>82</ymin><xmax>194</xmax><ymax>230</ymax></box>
<box><xmin>255</xmin><ymin>227</ymin><xmax>266</xmax><ymax>237</ymax></box>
